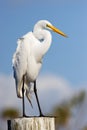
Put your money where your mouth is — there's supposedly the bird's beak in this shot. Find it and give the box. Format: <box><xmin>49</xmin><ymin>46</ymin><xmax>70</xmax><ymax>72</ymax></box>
<box><xmin>47</xmin><ymin>24</ymin><xmax>67</xmax><ymax>37</ymax></box>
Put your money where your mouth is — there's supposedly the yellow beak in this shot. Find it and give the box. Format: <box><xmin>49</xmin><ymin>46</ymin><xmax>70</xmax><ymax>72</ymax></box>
<box><xmin>47</xmin><ymin>24</ymin><xmax>67</xmax><ymax>37</ymax></box>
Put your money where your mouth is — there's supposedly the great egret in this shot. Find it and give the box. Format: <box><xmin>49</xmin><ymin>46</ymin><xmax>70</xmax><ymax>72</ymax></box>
<box><xmin>12</xmin><ymin>20</ymin><xmax>67</xmax><ymax>117</ymax></box>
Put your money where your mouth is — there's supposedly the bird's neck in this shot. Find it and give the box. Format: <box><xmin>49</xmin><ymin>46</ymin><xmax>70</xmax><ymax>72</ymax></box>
<box><xmin>34</xmin><ymin>29</ymin><xmax>52</xmax><ymax>56</ymax></box>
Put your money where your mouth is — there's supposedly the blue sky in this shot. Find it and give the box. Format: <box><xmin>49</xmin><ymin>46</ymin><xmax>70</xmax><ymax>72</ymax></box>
<box><xmin>0</xmin><ymin>0</ymin><xmax>87</xmax><ymax>86</ymax></box>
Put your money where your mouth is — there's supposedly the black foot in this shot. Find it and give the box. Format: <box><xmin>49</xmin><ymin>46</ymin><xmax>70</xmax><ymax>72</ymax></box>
<box><xmin>23</xmin><ymin>114</ymin><xmax>30</xmax><ymax>118</ymax></box>
<box><xmin>39</xmin><ymin>113</ymin><xmax>45</xmax><ymax>117</ymax></box>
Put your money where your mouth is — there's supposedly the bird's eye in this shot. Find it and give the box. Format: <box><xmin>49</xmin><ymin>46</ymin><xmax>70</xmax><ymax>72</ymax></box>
<box><xmin>46</xmin><ymin>24</ymin><xmax>49</xmax><ymax>27</ymax></box>
<box><xmin>46</xmin><ymin>24</ymin><xmax>51</xmax><ymax>30</ymax></box>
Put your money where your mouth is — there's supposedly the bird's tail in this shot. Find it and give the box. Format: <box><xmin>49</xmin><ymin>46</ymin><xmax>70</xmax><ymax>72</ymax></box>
<box><xmin>25</xmin><ymin>83</ymin><xmax>33</xmax><ymax>108</ymax></box>
<box><xmin>16</xmin><ymin>81</ymin><xmax>33</xmax><ymax>108</ymax></box>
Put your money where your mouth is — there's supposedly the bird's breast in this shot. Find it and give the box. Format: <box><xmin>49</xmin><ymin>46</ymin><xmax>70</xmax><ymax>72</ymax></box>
<box><xmin>26</xmin><ymin>57</ymin><xmax>42</xmax><ymax>82</ymax></box>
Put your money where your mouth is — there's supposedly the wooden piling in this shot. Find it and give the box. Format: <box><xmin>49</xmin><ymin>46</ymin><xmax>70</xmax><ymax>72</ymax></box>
<box><xmin>7</xmin><ymin>117</ymin><xmax>55</xmax><ymax>130</ymax></box>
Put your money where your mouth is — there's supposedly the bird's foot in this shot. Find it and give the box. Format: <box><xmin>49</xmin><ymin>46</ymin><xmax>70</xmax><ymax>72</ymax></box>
<box><xmin>23</xmin><ymin>113</ymin><xmax>29</xmax><ymax>118</ymax></box>
<box><xmin>39</xmin><ymin>112</ymin><xmax>45</xmax><ymax>117</ymax></box>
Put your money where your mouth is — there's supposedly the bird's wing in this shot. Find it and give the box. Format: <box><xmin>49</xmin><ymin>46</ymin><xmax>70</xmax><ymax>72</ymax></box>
<box><xmin>12</xmin><ymin>37</ymin><xmax>29</xmax><ymax>87</ymax></box>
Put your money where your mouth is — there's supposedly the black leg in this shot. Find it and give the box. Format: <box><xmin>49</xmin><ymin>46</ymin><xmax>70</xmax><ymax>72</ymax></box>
<box><xmin>22</xmin><ymin>75</ymin><xmax>26</xmax><ymax>117</ymax></box>
<box><xmin>34</xmin><ymin>80</ymin><xmax>44</xmax><ymax>117</ymax></box>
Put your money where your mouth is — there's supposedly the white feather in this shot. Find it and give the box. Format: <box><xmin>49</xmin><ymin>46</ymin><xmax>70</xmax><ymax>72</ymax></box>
<box><xmin>12</xmin><ymin>20</ymin><xmax>52</xmax><ymax>103</ymax></box>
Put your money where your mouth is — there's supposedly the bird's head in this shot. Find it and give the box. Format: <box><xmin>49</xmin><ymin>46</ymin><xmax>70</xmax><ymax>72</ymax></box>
<box><xmin>34</xmin><ymin>20</ymin><xmax>67</xmax><ymax>37</ymax></box>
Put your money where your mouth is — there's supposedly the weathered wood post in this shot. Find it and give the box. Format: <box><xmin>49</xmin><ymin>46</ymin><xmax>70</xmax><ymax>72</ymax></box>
<box><xmin>7</xmin><ymin>117</ymin><xmax>55</xmax><ymax>130</ymax></box>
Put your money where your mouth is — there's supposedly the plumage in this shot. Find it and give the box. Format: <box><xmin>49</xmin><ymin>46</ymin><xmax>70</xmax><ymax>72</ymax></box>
<box><xmin>12</xmin><ymin>20</ymin><xmax>67</xmax><ymax>113</ymax></box>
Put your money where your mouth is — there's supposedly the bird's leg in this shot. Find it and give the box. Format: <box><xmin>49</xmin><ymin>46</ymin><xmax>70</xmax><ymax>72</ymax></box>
<box><xmin>22</xmin><ymin>75</ymin><xmax>26</xmax><ymax>117</ymax></box>
<box><xmin>34</xmin><ymin>80</ymin><xmax>44</xmax><ymax>117</ymax></box>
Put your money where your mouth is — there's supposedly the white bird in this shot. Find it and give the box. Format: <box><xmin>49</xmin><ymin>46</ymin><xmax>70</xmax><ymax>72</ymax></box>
<box><xmin>12</xmin><ymin>20</ymin><xmax>67</xmax><ymax>117</ymax></box>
